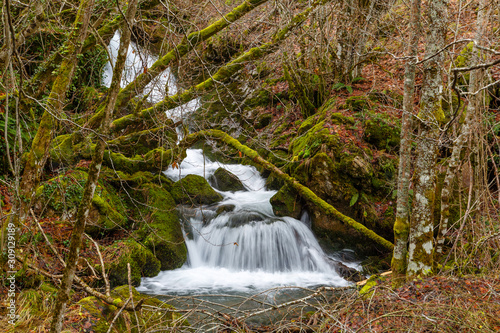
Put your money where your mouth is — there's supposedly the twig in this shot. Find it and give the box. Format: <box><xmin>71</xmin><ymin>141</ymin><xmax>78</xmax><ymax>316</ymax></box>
<box><xmin>106</xmin><ymin>297</ymin><xmax>131</xmax><ymax>333</ymax></box>
<box><xmin>85</xmin><ymin>233</ymin><xmax>110</xmax><ymax>296</ymax></box>
<box><xmin>128</xmin><ymin>263</ymin><xmax>142</xmax><ymax>333</ymax></box>
<box><xmin>31</xmin><ymin>209</ymin><xmax>66</xmax><ymax>267</ymax></box>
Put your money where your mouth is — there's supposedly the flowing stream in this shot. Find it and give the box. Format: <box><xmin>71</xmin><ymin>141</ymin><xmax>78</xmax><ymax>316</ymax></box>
<box><xmin>103</xmin><ymin>31</ymin><xmax>359</xmax><ymax>300</ymax></box>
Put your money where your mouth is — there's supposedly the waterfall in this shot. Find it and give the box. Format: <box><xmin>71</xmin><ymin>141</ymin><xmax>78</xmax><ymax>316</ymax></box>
<box><xmin>102</xmin><ymin>31</ymin><xmax>354</xmax><ymax>295</ymax></box>
<box><xmin>140</xmin><ymin>150</ymin><xmax>350</xmax><ymax>294</ymax></box>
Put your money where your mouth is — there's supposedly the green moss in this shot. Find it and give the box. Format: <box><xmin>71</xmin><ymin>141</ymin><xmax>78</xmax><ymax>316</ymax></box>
<box><xmin>363</xmin><ymin>117</ymin><xmax>400</xmax><ymax>150</ymax></box>
<box><xmin>34</xmin><ymin>170</ymin><xmax>127</xmax><ymax>235</ymax></box>
<box><xmin>136</xmin><ymin>183</ymin><xmax>187</xmax><ymax>270</ymax></box>
<box><xmin>107</xmin><ymin>238</ymin><xmax>161</xmax><ymax>287</ymax></box>
<box><xmin>209</xmin><ymin>168</ymin><xmax>245</xmax><ymax>192</ymax></box>
<box><xmin>290</xmin><ymin>122</ymin><xmax>340</xmax><ymax>158</ymax></box>
<box><xmin>270</xmin><ymin>184</ymin><xmax>303</xmax><ymax>218</ymax></box>
<box><xmin>254</xmin><ymin>113</ymin><xmax>273</xmax><ymax>129</ymax></box>
<box><xmin>345</xmin><ymin>95</ymin><xmax>370</xmax><ymax>112</ymax></box>
<box><xmin>297</xmin><ymin>114</ymin><xmax>318</xmax><ymax>135</ymax></box>
<box><xmin>78</xmin><ymin>285</ymin><xmax>184</xmax><ymax>333</ymax></box>
<box><xmin>170</xmin><ymin>174</ymin><xmax>223</xmax><ymax>205</ymax></box>
<box><xmin>359</xmin><ymin>274</ymin><xmax>379</xmax><ymax>297</ymax></box>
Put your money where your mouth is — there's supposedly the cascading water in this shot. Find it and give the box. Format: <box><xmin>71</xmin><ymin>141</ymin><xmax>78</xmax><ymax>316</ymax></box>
<box><xmin>102</xmin><ymin>31</ymin><xmax>357</xmax><ymax>296</ymax></box>
<box><xmin>139</xmin><ymin>149</ymin><xmax>351</xmax><ymax>294</ymax></box>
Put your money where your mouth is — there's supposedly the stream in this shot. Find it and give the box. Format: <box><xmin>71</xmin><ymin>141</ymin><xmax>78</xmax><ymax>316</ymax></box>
<box><xmin>103</xmin><ymin>30</ymin><xmax>361</xmax><ymax>324</ymax></box>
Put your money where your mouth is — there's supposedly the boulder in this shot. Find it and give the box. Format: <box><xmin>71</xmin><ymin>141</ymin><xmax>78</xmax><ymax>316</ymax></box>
<box><xmin>209</xmin><ymin>168</ymin><xmax>245</xmax><ymax>192</ymax></box>
<box><xmin>137</xmin><ymin>183</ymin><xmax>187</xmax><ymax>270</ymax></box>
<box><xmin>34</xmin><ymin>170</ymin><xmax>127</xmax><ymax>235</ymax></box>
<box><xmin>106</xmin><ymin>239</ymin><xmax>161</xmax><ymax>287</ymax></box>
<box><xmin>170</xmin><ymin>174</ymin><xmax>223</xmax><ymax>205</ymax></box>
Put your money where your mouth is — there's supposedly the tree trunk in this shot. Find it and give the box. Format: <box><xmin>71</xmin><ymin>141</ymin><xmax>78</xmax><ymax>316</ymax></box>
<box><xmin>434</xmin><ymin>0</ymin><xmax>490</xmax><ymax>258</ymax></box>
<box><xmin>391</xmin><ymin>0</ymin><xmax>421</xmax><ymax>276</ymax></box>
<box><xmin>49</xmin><ymin>1</ymin><xmax>138</xmax><ymax>332</ymax></box>
<box><xmin>16</xmin><ymin>0</ymin><xmax>95</xmax><ymax>228</ymax></box>
<box><xmin>110</xmin><ymin>1</ymin><xmax>321</xmax><ymax>134</ymax></box>
<box><xmin>407</xmin><ymin>0</ymin><xmax>448</xmax><ymax>277</ymax></box>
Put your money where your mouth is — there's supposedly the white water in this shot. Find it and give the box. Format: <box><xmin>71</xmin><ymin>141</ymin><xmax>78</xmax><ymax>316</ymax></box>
<box><xmin>103</xmin><ymin>31</ymin><xmax>354</xmax><ymax>296</ymax></box>
<box><xmin>102</xmin><ymin>31</ymin><xmax>199</xmax><ymax>121</ymax></box>
<box><xmin>139</xmin><ymin>150</ymin><xmax>350</xmax><ymax>294</ymax></box>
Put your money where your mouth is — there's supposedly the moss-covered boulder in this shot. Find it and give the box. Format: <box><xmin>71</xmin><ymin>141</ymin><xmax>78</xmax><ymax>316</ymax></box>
<box><xmin>106</xmin><ymin>239</ymin><xmax>161</xmax><ymax>287</ymax></box>
<box><xmin>170</xmin><ymin>174</ymin><xmax>223</xmax><ymax>205</ymax></box>
<box><xmin>34</xmin><ymin>170</ymin><xmax>127</xmax><ymax>235</ymax></box>
<box><xmin>277</xmin><ymin>151</ymin><xmax>394</xmax><ymax>255</ymax></box>
<box><xmin>363</xmin><ymin>117</ymin><xmax>400</xmax><ymax>150</ymax></box>
<box><xmin>209</xmin><ymin>168</ymin><xmax>245</xmax><ymax>192</ymax></box>
<box><xmin>78</xmin><ymin>285</ymin><xmax>186</xmax><ymax>333</ymax></box>
<box><xmin>290</xmin><ymin>122</ymin><xmax>340</xmax><ymax>159</ymax></box>
<box><xmin>136</xmin><ymin>183</ymin><xmax>187</xmax><ymax>270</ymax></box>
<box><xmin>270</xmin><ymin>184</ymin><xmax>303</xmax><ymax>219</ymax></box>
<box><xmin>344</xmin><ymin>95</ymin><xmax>370</xmax><ymax>112</ymax></box>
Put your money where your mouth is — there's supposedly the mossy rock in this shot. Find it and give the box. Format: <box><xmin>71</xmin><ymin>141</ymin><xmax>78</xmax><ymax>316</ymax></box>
<box><xmin>34</xmin><ymin>170</ymin><xmax>127</xmax><ymax>235</ymax></box>
<box><xmin>170</xmin><ymin>174</ymin><xmax>223</xmax><ymax>205</ymax></box>
<box><xmin>216</xmin><ymin>204</ymin><xmax>236</xmax><ymax>216</ymax></box>
<box><xmin>345</xmin><ymin>95</ymin><xmax>370</xmax><ymax>112</ymax></box>
<box><xmin>78</xmin><ymin>285</ymin><xmax>186</xmax><ymax>333</ymax></box>
<box><xmin>290</xmin><ymin>122</ymin><xmax>340</xmax><ymax>158</ymax></box>
<box><xmin>292</xmin><ymin>153</ymin><xmax>393</xmax><ymax>255</ymax></box>
<box><xmin>106</xmin><ymin>239</ymin><xmax>161</xmax><ymax>287</ymax></box>
<box><xmin>297</xmin><ymin>114</ymin><xmax>319</xmax><ymax>135</ymax></box>
<box><xmin>98</xmin><ymin>167</ymin><xmax>174</xmax><ymax>188</ymax></box>
<box><xmin>270</xmin><ymin>184</ymin><xmax>303</xmax><ymax>219</ymax></box>
<box><xmin>209</xmin><ymin>168</ymin><xmax>245</xmax><ymax>192</ymax></box>
<box><xmin>138</xmin><ymin>183</ymin><xmax>187</xmax><ymax>270</ymax></box>
<box><xmin>363</xmin><ymin>117</ymin><xmax>400</xmax><ymax>150</ymax></box>
<box><xmin>344</xmin><ymin>155</ymin><xmax>374</xmax><ymax>179</ymax></box>
<box><xmin>265</xmin><ymin>171</ymin><xmax>285</xmax><ymax>190</ymax></box>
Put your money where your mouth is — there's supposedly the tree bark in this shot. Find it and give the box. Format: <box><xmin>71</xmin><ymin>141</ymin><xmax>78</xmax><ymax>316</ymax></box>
<box><xmin>407</xmin><ymin>0</ymin><xmax>448</xmax><ymax>277</ymax></box>
<box><xmin>16</xmin><ymin>0</ymin><xmax>95</xmax><ymax>229</ymax></box>
<box><xmin>49</xmin><ymin>1</ymin><xmax>138</xmax><ymax>332</ymax></box>
<box><xmin>391</xmin><ymin>0</ymin><xmax>421</xmax><ymax>276</ymax></box>
<box><xmin>434</xmin><ymin>0</ymin><xmax>490</xmax><ymax>258</ymax></box>
<box><xmin>183</xmin><ymin>130</ymin><xmax>394</xmax><ymax>251</ymax></box>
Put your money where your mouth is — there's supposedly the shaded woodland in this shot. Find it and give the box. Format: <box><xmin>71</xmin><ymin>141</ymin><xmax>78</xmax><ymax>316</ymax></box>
<box><xmin>0</xmin><ymin>0</ymin><xmax>499</xmax><ymax>331</ymax></box>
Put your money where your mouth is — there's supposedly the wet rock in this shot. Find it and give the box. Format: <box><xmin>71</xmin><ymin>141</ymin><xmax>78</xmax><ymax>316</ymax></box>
<box><xmin>335</xmin><ymin>262</ymin><xmax>364</xmax><ymax>282</ymax></box>
<box><xmin>209</xmin><ymin>168</ymin><xmax>245</xmax><ymax>192</ymax></box>
<box><xmin>171</xmin><ymin>174</ymin><xmax>223</xmax><ymax>205</ymax></box>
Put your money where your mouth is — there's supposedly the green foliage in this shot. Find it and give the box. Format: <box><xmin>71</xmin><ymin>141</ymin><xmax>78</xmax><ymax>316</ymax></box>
<box><xmin>333</xmin><ymin>82</ymin><xmax>353</xmax><ymax>94</ymax></box>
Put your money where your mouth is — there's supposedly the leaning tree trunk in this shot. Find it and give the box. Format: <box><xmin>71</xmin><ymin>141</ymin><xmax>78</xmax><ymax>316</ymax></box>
<box><xmin>16</xmin><ymin>0</ymin><xmax>95</xmax><ymax>229</ymax></box>
<box><xmin>49</xmin><ymin>1</ymin><xmax>138</xmax><ymax>332</ymax></box>
<box><xmin>391</xmin><ymin>0</ymin><xmax>421</xmax><ymax>276</ymax></box>
<box><xmin>407</xmin><ymin>0</ymin><xmax>448</xmax><ymax>277</ymax></box>
<box><xmin>110</xmin><ymin>1</ymin><xmax>321</xmax><ymax>133</ymax></box>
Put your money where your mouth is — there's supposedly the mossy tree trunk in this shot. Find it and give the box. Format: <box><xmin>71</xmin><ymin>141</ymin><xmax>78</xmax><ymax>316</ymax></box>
<box><xmin>183</xmin><ymin>129</ymin><xmax>394</xmax><ymax>251</ymax></box>
<box><xmin>25</xmin><ymin>0</ymin><xmax>161</xmax><ymax>100</ymax></box>
<box><xmin>50</xmin><ymin>1</ymin><xmax>138</xmax><ymax>332</ymax></box>
<box><xmin>391</xmin><ymin>0</ymin><xmax>421</xmax><ymax>277</ymax></box>
<box><xmin>16</xmin><ymin>0</ymin><xmax>95</xmax><ymax>229</ymax></box>
<box><xmin>434</xmin><ymin>0</ymin><xmax>490</xmax><ymax>259</ymax></box>
<box><xmin>406</xmin><ymin>0</ymin><xmax>447</xmax><ymax>277</ymax></box>
<box><xmin>110</xmin><ymin>0</ymin><xmax>322</xmax><ymax>133</ymax></box>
